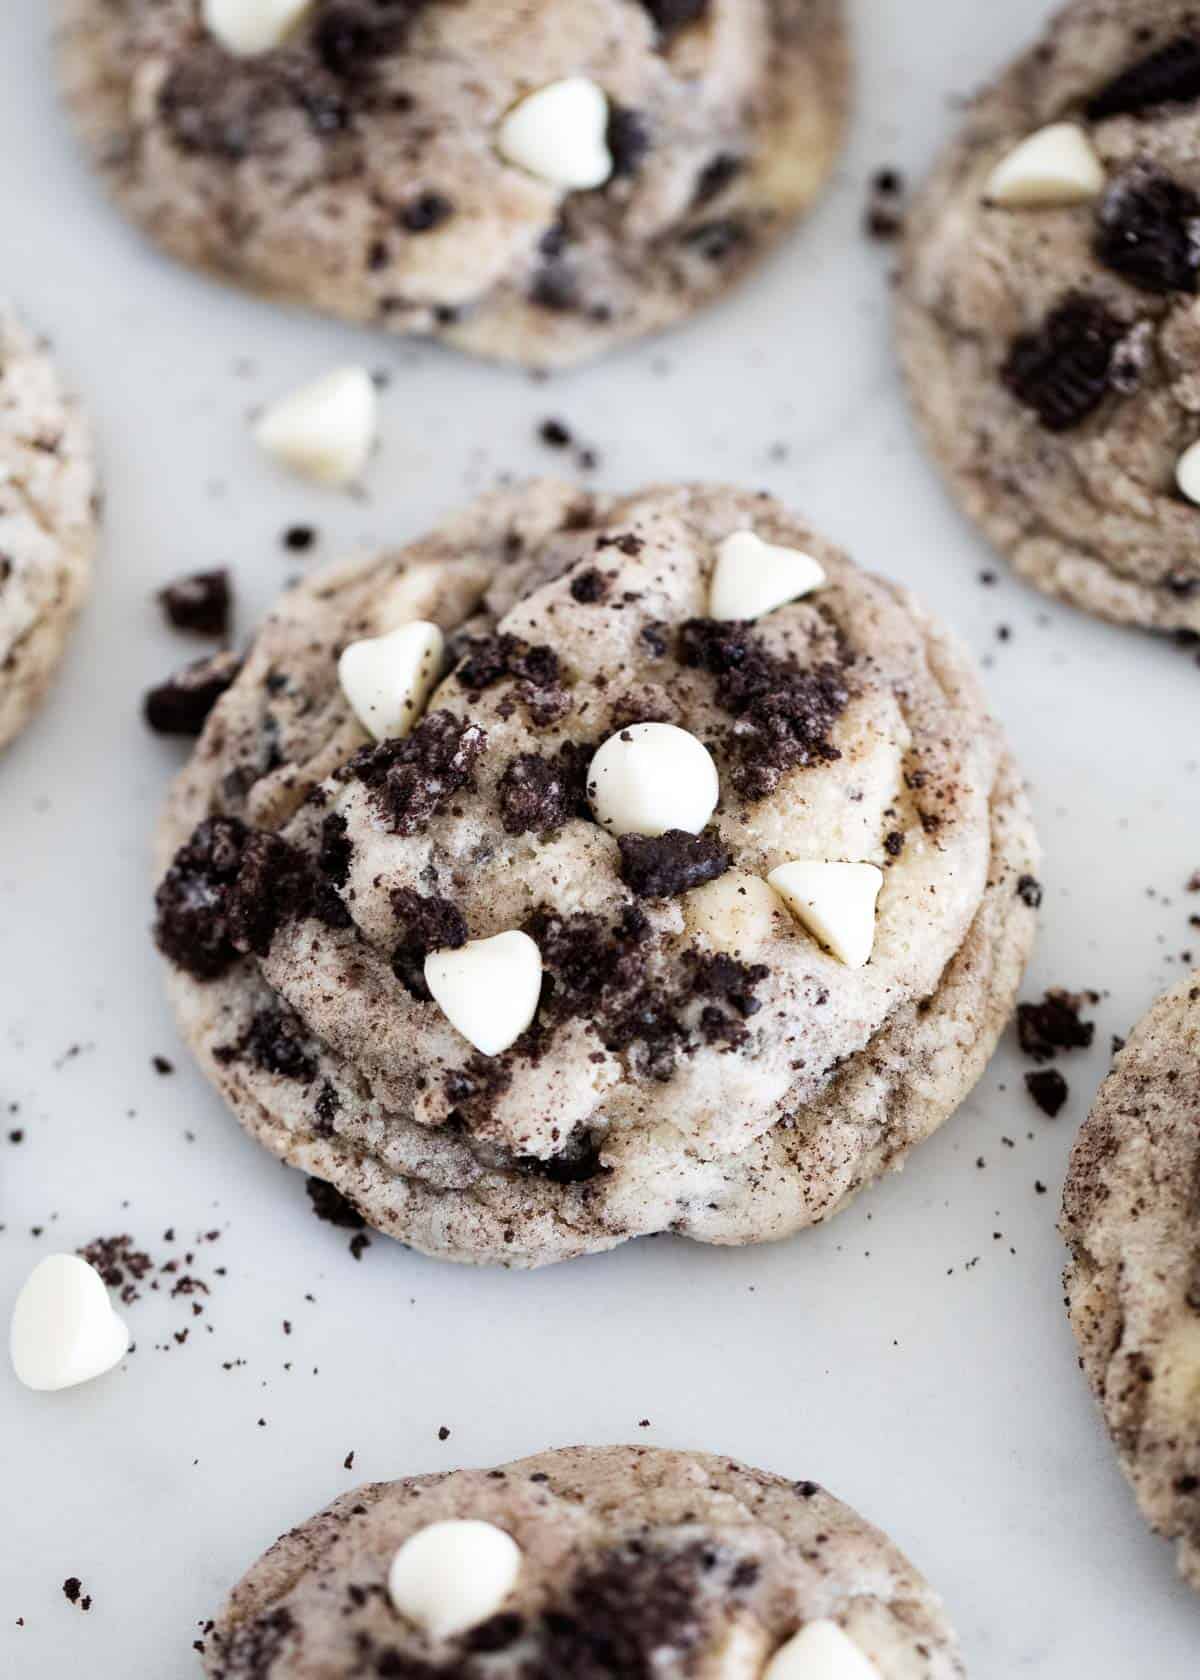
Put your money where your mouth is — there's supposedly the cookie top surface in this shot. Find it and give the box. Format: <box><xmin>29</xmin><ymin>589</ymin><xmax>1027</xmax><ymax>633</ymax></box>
<box><xmin>58</xmin><ymin>0</ymin><xmax>847</xmax><ymax>369</ymax></box>
<box><xmin>202</xmin><ymin>1445</ymin><xmax>965</xmax><ymax>1678</ymax></box>
<box><xmin>897</xmin><ymin>0</ymin><xmax>1200</xmax><ymax>632</ymax></box>
<box><xmin>154</xmin><ymin>481</ymin><xmax>1038</xmax><ymax>1267</ymax></box>
<box><xmin>0</xmin><ymin>302</ymin><xmax>96</xmax><ymax>752</ymax></box>
<box><xmin>1061</xmin><ymin>971</ymin><xmax>1200</xmax><ymax>1590</ymax></box>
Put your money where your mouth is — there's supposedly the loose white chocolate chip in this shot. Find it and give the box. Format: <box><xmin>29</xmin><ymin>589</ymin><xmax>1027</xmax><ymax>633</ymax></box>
<box><xmin>764</xmin><ymin>1620</ymin><xmax>881</xmax><ymax>1679</ymax></box>
<box><xmin>588</xmin><ymin>723</ymin><xmax>720</xmax><ymax>838</ymax></box>
<box><xmin>767</xmin><ymin>861</ymin><xmax>884</xmax><ymax>969</ymax></box>
<box><xmin>10</xmin><ymin>1254</ymin><xmax>130</xmax><ymax>1393</ymax></box>
<box><xmin>388</xmin><ymin>1520</ymin><xmax>522</xmax><ymax>1640</ymax></box>
<box><xmin>984</xmin><ymin>123</ymin><xmax>1105</xmax><ymax>208</ymax></box>
<box><xmin>202</xmin><ymin>0</ymin><xmax>313</xmax><ymax>57</ymax></box>
<box><xmin>425</xmin><ymin>931</ymin><xmax>543</xmax><ymax>1056</ymax></box>
<box><xmin>710</xmin><ymin>531</ymin><xmax>826</xmax><ymax>622</ymax></box>
<box><xmin>1175</xmin><ymin>438</ymin><xmax>1200</xmax><ymax>504</ymax></box>
<box><xmin>686</xmin><ymin>870</ymin><xmax>784</xmax><ymax>953</ymax></box>
<box><xmin>254</xmin><ymin>365</ymin><xmax>377</xmax><ymax>487</ymax></box>
<box><xmin>497</xmin><ymin>77</ymin><xmax>613</xmax><ymax>191</ymax></box>
<box><xmin>338</xmin><ymin>621</ymin><xmax>444</xmax><ymax>741</ymax></box>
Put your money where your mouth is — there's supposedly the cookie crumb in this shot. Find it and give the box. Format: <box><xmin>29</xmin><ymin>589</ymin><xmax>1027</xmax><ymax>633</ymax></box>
<box><xmin>1025</xmin><ymin>1068</ymin><xmax>1069</xmax><ymax>1117</ymax></box>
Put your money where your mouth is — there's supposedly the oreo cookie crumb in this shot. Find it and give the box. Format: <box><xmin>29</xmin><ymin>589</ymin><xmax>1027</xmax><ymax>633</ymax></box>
<box><xmin>144</xmin><ymin>650</ymin><xmax>242</xmax><ymax>736</ymax></box>
<box><xmin>571</xmin><ymin>568</ymin><xmax>609</xmax><ymax>604</ymax></box>
<box><xmin>62</xmin><ymin>1578</ymin><xmax>91</xmax><ymax>1612</ymax></box>
<box><xmin>1087</xmin><ymin>34</ymin><xmax>1200</xmax><ymax>121</ymax></box>
<box><xmin>154</xmin><ymin>817</ymin><xmax>313</xmax><ymax>980</ymax></box>
<box><xmin>1017</xmin><ymin>989</ymin><xmax>1097</xmax><ymax>1062</ymax></box>
<box><xmin>1025</xmin><ymin>1067</ymin><xmax>1069</xmax><ymax>1117</ymax></box>
<box><xmin>678</xmin><ymin>618</ymin><xmax>848</xmax><ymax>798</ymax></box>
<box><xmin>638</xmin><ymin>0</ymin><xmax>710</xmax><ymax>40</ymax></box>
<box><xmin>1002</xmin><ymin>294</ymin><xmax>1126</xmax><ymax>432</ymax></box>
<box><xmin>1095</xmin><ymin>167</ymin><xmax>1200</xmax><ymax>294</ymax></box>
<box><xmin>152</xmin><ymin>1055</ymin><xmax>174</xmax><ymax>1076</ymax></box>
<box><xmin>618</xmin><ymin>830</ymin><xmax>730</xmax><ymax>899</ymax></box>
<box><xmin>400</xmin><ymin>190</ymin><xmax>453</xmax><ymax>233</ymax></box>
<box><xmin>305</xmin><ymin>1176</ymin><xmax>365</xmax><ymax>1229</ymax></box>
<box><xmin>78</xmin><ymin>1234</ymin><xmax>154</xmax><ymax>1305</ymax></box>
<box><xmin>1016</xmin><ymin>874</ymin><xmax>1043</xmax><ymax>908</ymax></box>
<box><xmin>607</xmin><ymin>105</ymin><xmax>650</xmax><ymax>178</ymax></box>
<box><xmin>539</xmin><ymin>419</ymin><xmax>572</xmax><ymax>450</ymax></box>
<box><xmin>158</xmin><ymin>569</ymin><xmax>231</xmax><ymax>637</ymax></box>
<box><xmin>498</xmin><ymin>745</ymin><xmax>590</xmax><ymax>836</ymax></box>
<box><xmin>282</xmin><ymin>525</ymin><xmax>316</xmax><ymax>552</ymax></box>
<box><xmin>390</xmin><ymin>888</ymin><xmax>468</xmax><ymax>999</ymax></box>
<box><xmin>346</xmin><ymin>710</ymin><xmax>486</xmax><ymax>835</ymax></box>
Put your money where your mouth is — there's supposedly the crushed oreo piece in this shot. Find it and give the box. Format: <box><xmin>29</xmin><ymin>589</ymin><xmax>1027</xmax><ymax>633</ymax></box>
<box><xmin>160</xmin><ymin>45</ymin><xmax>347</xmax><ymax>158</ymax></box>
<box><xmin>1017</xmin><ymin>989</ymin><xmax>1096</xmax><ymax>1062</ymax></box>
<box><xmin>693</xmin><ymin>152</ymin><xmax>744</xmax><ymax>208</ymax></box>
<box><xmin>607</xmin><ymin>105</ymin><xmax>651</xmax><ymax>178</ymax></box>
<box><xmin>618</xmin><ymin>830</ymin><xmax>730</xmax><ymax>899</ymax></box>
<box><xmin>570</xmin><ymin>567</ymin><xmax>608</xmax><ymax>604</ymax></box>
<box><xmin>455</xmin><ymin>633</ymin><xmax>560</xmax><ymax>694</ymax></box>
<box><xmin>153</xmin><ymin>817</ymin><xmax>311</xmax><ymax>979</ymax></box>
<box><xmin>1016</xmin><ymin>874</ymin><xmax>1043</xmax><ymax>908</ymax></box>
<box><xmin>390</xmin><ymin>888</ymin><xmax>468</xmax><ymax>999</ymax></box>
<box><xmin>1095</xmin><ymin>167</ymin><xmax>1200</xmax><ymax>294</ymax></box>
<box><xmin>305</xmin><ymin>1176</ymin><xmax>365</xmax><ymax>1229</ymax></box>
<box><xmin>311</xmin><ymin>1</ymin><xmax>420</xmax><ymax>77</ymax></box>
<box><xmin>1025</xmin><ymin>1067</ymin><xmax>1069</xmax><ymax>1117</ymax></box>
<box><xmin>233</xmin><ymin>1006</ymin><xmax>318</xmax><ymax>1083</ymax></box>
<box><xmin>678</xmin><ymin>619</ymin><xmax>848</xmax><ymax>798</ymax></box>
<box><xmin>399</xmin><ymin>190</ymin><xmax>453</xmax><ymax>233</ymax></box>
<box><xmin>314</xmin><ymin>1081</ymin><xmax>341</xmax><ymax>1136</ymax></box>
<box><xmin>498</xmin><ymin>745</ymin><xmax>590</xmax><ymax>836</ymax></box>
<box><xmin>688</xmin><ymin>952</ymin><xmax>770</xmax><ymax>1019</ymax></box>
<box><xmin>317</xmin><ymin>812</ymin><xmax>353</xmax><ymax>887</ymax></box>
<box><xmin>209</xmin><ymin>1606</ymin><xmax>295</xmax><ymax>1675</ymax></box>
<box><xmin>144</xmin><ymin>650</ymin><xmax>242</xmax><ymax>736</ymax></box>
<box><xmin>1002</xmin><ymin>295</ymin><xmax>1126</xmax><ymax>432</ymax></box>
<box><xmin>638</xmin><ymin>0</ymin><xmax>709</xmax><ymax>40</ymax></box>
<box><xmin>1087</xmin><ymin>35</ymin><xmax>1200</xmax><ymax>121</ymax></box>
<box><xmin>157</xmin><ymin>569</ymin><xmax>231</xmax><ymax>637</ymax></box>
<box><xmin>346</xmin><ymin>710</ymin><xmax>486</xmax><ymax>835</ymax></box>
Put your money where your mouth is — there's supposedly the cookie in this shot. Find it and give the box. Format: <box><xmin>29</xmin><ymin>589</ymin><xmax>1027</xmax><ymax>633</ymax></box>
<box><xmin>202</xmin><ymin>1445</ymin><xmax>964</xmax><ymax>1678</ymax></box>
<box><xmin>152</xmin><ymin>480</ymin><xmax>1039</xmax><ymax>1268</ymax></box>
<box><xmin>897</xmin><ymin>0</ymin><xmax>1200</xmax><ymax>633</ymax></box>
<box><xmin>1061</xmin><ymin>971</ymin><xmax>1200</xmax><ymax>1590</ymax></box>
<box><xmin>57</xmin><ymin>0</ymin><xmax>848</xmax><ymax>370</ymax></box>
<box><xmin>0</xmin><ymin>303</ymin><xmax>96</xmax><ymax>753</ymax></box>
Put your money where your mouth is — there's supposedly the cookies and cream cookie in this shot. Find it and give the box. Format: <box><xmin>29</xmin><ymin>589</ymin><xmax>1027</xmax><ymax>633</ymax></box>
<box><xmin>152</xmin><ymin>480</ymin><xmax>1038</xmax><ymax>1267</ymax></box>
<box><xmin>202</xmin><ymin>1446</ymin><xmax>965</xmax><ymax>1678</ymax></box>
<box><xmin>898</xmin><ymin>1</ymin><xmax>1200</xmax><ymax>632</ymax></box>
<box><xmin>58</xmin><ymin>0</ymin><xmax>848</xmax><ymax>369</ymax></box>
<box><xmin>1062</xmin><ymin>971</ymin><xmax>1200</xmax><ymax>1590</ymax></box>
<box><xmin>0</xmin><ymin>303</ymin><xmax>96</xmax><ymax>752</ymax></box>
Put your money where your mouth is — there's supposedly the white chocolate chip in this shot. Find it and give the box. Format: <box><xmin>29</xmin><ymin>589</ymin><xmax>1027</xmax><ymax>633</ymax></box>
<box><xmin>497</xmin><ymin>78</ymin><xmax>613</xmax><ymax>191</ymax></box>
<box><xmin>685</xmin><ymin>870</ymin><xmax>784</xmax><ymax>953</ymax></box>
<box><xmin>767</xmin><ymin>861</ymin><xmax>884</xmax><ymax>969</ymax></box>
<box><xmin>764</xmin><ymin>1620</ymin><xmax>881</xmax><ymax>1680</ymax></box>
<box><xmin>388</xmin><ymin>1520</ymin><xmax>522</xmax><ymax>1640</ymax></box>
<box><xmin>10</xmin><ymin>1254</ymin><xmax>130</xmax><ymax>1393</ymax></box>
<box><xmin>1176</xmin><ymin>438</ymin><xmax>1200</xmax><ymax>504</ymax></box>
<box><xmin>710</xmin><ymin>531</ymin><xmax>826</xmax><ymax>622</ymax></box>
<box><xmin>984</xmin><ymin>123</ymin><xmax>1105</xmax><ymax>208</ymax></box>
<box><xmin>588</xmin><ymin>723</ymin><xmax>719</xmax><ymax>838</ymax></box>
<box><xmin>338</xmin><ymin>621</ymin><xmax>444</xmax><ymax>741</ymax></box>
<box><xmin>202</xmin><ymin>0</ymin><xmax>313</xmax><ymax>57</ymax></box>
<box><xmin>425</xmin><ymin>931</ymin><xmax>543</xmax><ymax>1056</ymax></box>
<box><xmin>254</xmin><ymin>366</ymin><xmax>377</xmax><ymax>487</ymax></box>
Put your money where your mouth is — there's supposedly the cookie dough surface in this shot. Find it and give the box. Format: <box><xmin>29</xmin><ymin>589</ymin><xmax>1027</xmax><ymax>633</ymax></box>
<box><xmin>898</xmin><ymin>0</ymin><xmax>1200</xmax><ymax>632</ymax></box>
<box><xmin>154</xmin><ymin>480</ymin><xmax>1038</xmax><ymax>1268</ymax></box>
<box><xmin>0</xmin><ymin>303</ymin><xmax>96</xmax><ymax>752</ymax></box>
<box><xmin>58</xmin><ymin>0</ymin><xmax>848</xmax><ymax>369</ymax></box>
<box><xmin>1062</xmin><ymin>972</ymin><xmax>1200</xmax><ymax>1590</ymax></box>
<box><xmin>203</xmin><ymin>1445</ymin><xmax>965</xmax><ymax>1678</ymax></box>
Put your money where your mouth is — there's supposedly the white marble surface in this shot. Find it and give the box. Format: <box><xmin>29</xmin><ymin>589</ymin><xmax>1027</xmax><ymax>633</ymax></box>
<box><xmin>1</xmin><ymin>2</ymin><xmax>1197</xmax><ymax>1674</ymax></box>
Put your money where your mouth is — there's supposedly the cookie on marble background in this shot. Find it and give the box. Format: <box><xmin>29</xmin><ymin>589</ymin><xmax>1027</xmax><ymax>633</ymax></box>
<box><xmin>150</xmin><ymin>480</ymin><xmax>1039</xmax><ymax>1267</ymax></box>
<box><xmin>898</xmin><ymin>0</ymin><xmax>1200</xmax><ymax>633</ymax></box>
<box><xmin>202</xmin><ymin>1445</ymin><xmax>964</xmax><ymax>1678</ymax></box>
<box><xmin>1061</xmin><ymin>971</ymin><xmax>1200</xmax><ymax>1590</ymax></box>
<box><xmin>0</xmin><ymin>302</ymin><xmax>97</xmax><ymax>753</ymax></box>
<box><xmin>57</xmin><ymin>0</ymin><xmax>848</xmax><ymax>369</ymax></box>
